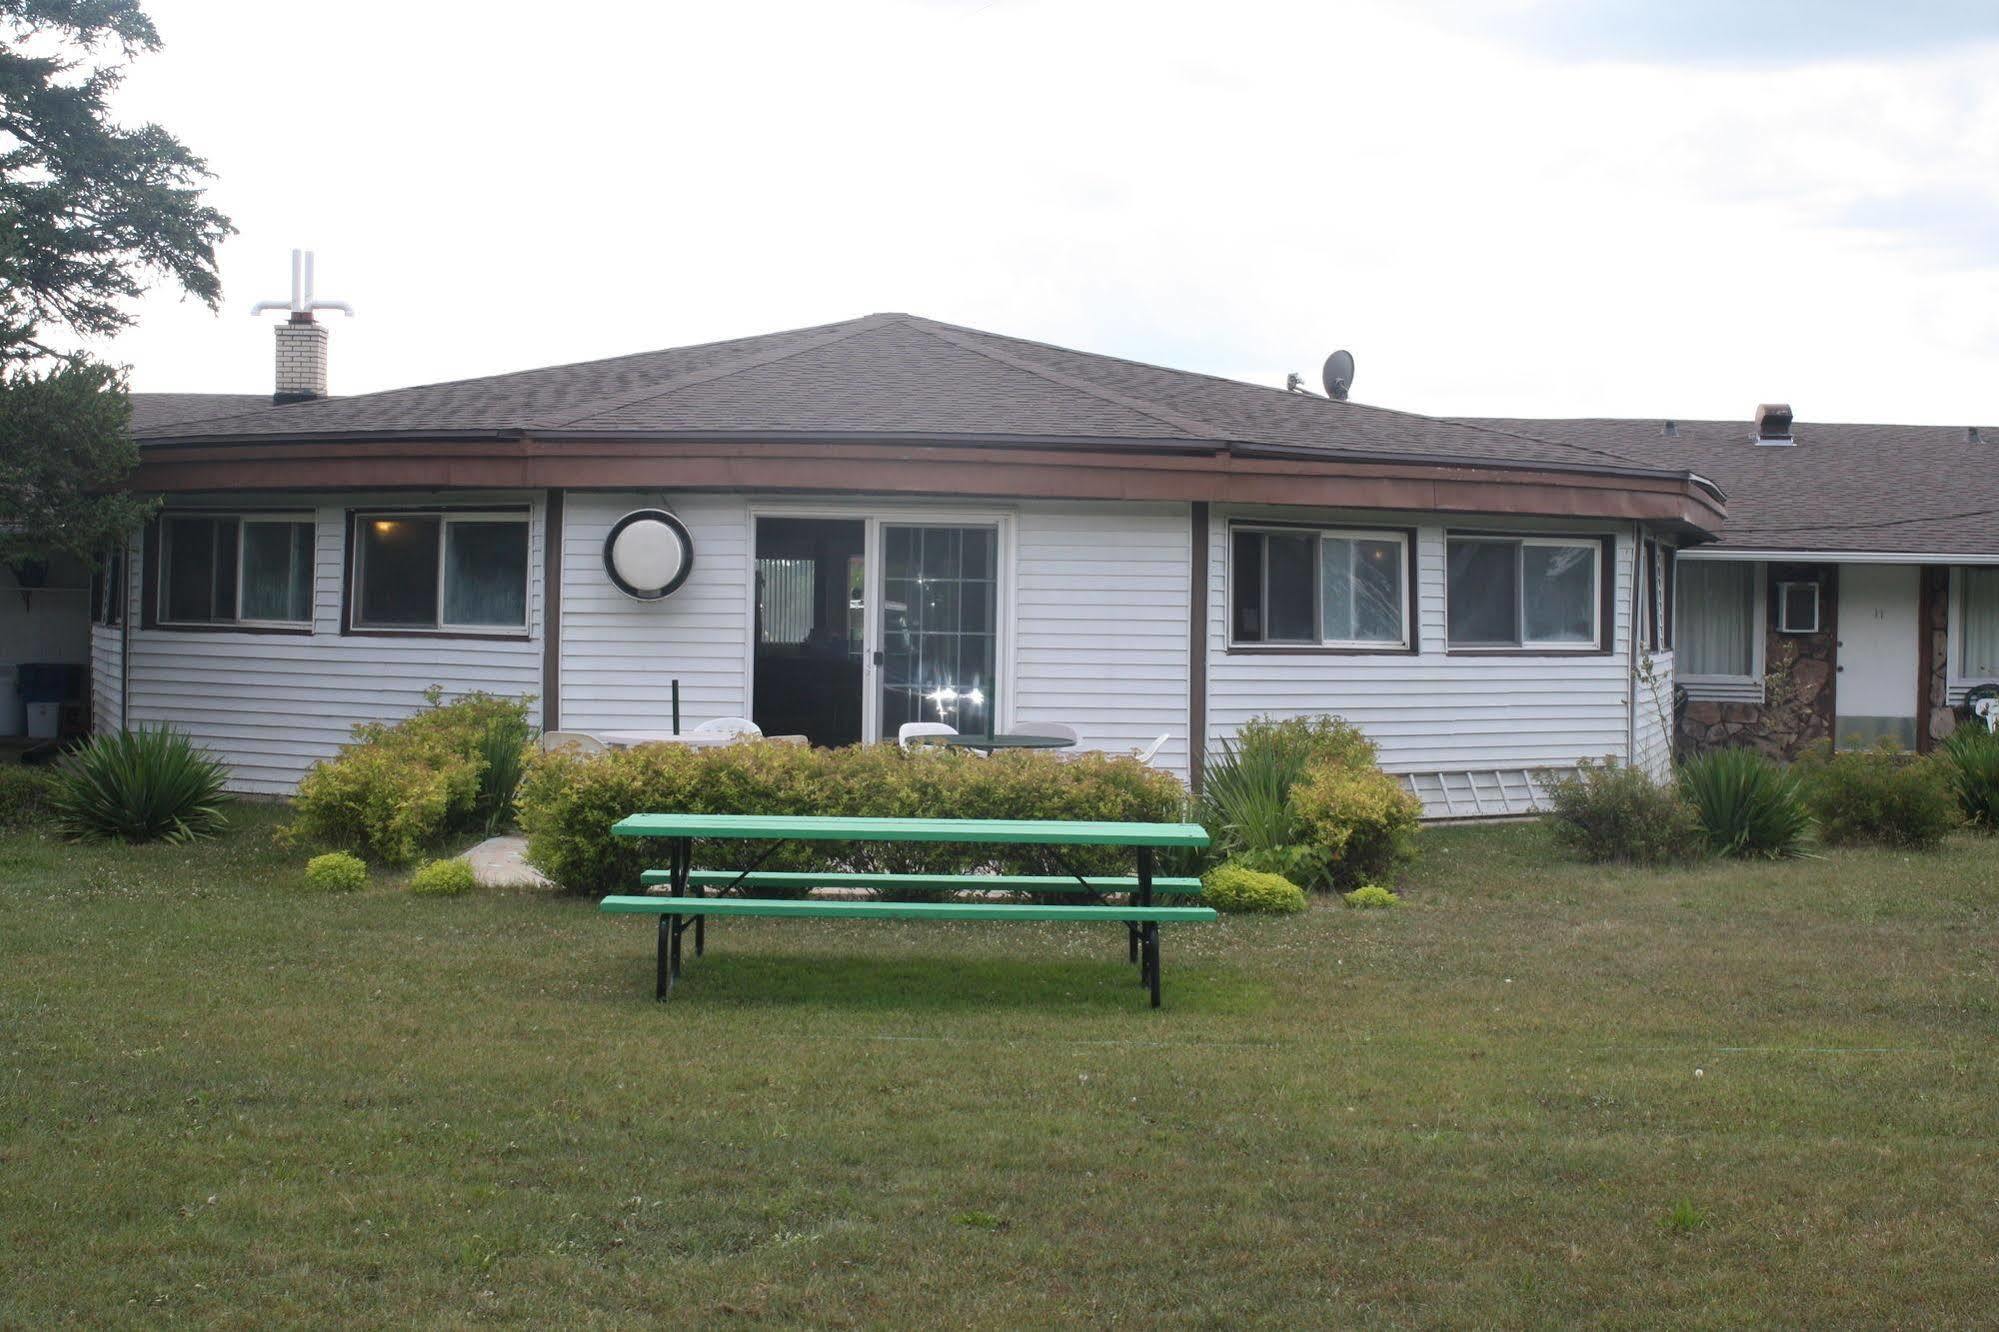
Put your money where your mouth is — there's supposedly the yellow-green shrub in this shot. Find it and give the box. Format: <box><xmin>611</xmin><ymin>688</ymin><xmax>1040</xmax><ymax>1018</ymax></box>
<box><xmin>304</xmin><ymin>851</ymin><xmax>368</xmax><ymax>892</ymax></box>
<box><xmin>516</xmin><ymin>742</ymin><xmax>1190</xmax><ymax>896</ymax></box>
<box><xmin>1201</xmin><ymin>863</ymin><xmax>1307</xmax><ymax>914</ymax></box>
<box><xmin>283</xmin><ymin>690</ymin><xmax>532</xmax><ymax>865</ymax></box>
<box><xmin>409</xmin><ymin>857</ymin><xmax>476</xmax><ymax>896</ymax></box>
<box><xmin>1343</xmin><ymin>884</ymin><xmax>1401</xmax><ymax>909</ymax></box>
<box><xmin>1289</xmin><ymin>761</ymin><xmax>1422</xmax><ymax>890</ymax></box>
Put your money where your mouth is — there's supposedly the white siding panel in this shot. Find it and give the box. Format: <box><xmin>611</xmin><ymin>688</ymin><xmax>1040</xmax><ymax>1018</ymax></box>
<box><xmin>125</xmin><ymin>493</ymin><xmax>544</xmax><ymax>795</ymax></box>
<box><xmin>1207</xmin><ymin>507</ymin><xmax>1647</xmax><ymax>814</ymax></box>
<box><xmin>1011</xmin><ymin>502</ymin><xmax>1190</xmax><ymax>777</ymax></box>
<box><xmin>89</xmin><ymin>622</ymin><xmax>122</xmax><ymax>732</ymax></box>
<box><xmin>558</xmin><ymin>492</ymin><xmax>751</xmax><ymax>732</ymax></box>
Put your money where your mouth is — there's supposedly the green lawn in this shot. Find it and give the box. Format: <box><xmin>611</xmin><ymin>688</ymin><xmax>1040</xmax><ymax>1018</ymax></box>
<box><xmin>3</xmin><ymin>808</ymin><xmax>1996</xmax><ymax>1327</ymax></box>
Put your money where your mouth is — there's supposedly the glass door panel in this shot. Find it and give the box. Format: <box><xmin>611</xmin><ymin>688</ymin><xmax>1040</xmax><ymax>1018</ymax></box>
<box><xmin>753</xmin><ymin>517</ymin><xmax>866</xmax><ymax>746</ymax></box>
<box><xmin>878</xmin><ymin>524</ymin><xmax>998</xmax><ymax>738</ymax></box>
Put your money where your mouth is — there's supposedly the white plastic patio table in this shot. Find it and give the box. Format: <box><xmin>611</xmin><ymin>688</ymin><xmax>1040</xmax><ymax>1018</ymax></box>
<box><xmin>594</xmin><ymin>731</ymin><xmax>739</xmax><ymax>749</ymax></box>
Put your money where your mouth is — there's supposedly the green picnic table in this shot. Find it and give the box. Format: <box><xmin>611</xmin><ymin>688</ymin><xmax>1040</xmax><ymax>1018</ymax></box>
<box><xmin>603</xmin><ymin>813</ymin><xmax>1213</xmax><ymax>1006</ymax></box>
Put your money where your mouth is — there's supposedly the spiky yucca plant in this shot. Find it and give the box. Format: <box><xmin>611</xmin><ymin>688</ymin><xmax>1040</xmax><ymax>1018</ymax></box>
<box><xmin>50</xmin><ymin>726</ymin><xmax>230</xmax><ymax>844</ymax></box>
<box><xmin>1939</xmin><ymin>725</ymin><xmax>1999</xmax><ymax>831</ymax></box>
<box><xmin>1677</xmin><ymin>747</ymin><xmax>1810</xmax><ymax>859</ymax></box>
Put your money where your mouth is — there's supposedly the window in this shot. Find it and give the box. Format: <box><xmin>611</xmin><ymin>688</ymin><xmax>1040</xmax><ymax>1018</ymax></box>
<box><xmin>157</xmin><ymin>514</ymin><xmax>315</xmax><ymax>627</ymax></box>
<box><xmin>1775</xmin><ymin>580</ymin><xmax>1820</xmax><ymax>634</ymax></box>
<box><xmin>1230</xmin><ymin>526</ymin><xmax>1409</xmax><ymax>648</ymax></box>
<box><xmin>1444</xmin><ymin>536</ymin><xmax>1601</xmax><ymax>649</ymax></box>
<box><xmin>351</xmin><ymin>512</ymin><xmax>528</xmax><ymax>632</ymax></box>
<box><xmin>1640</xmin><ymin>538</ymin><xmax>1674</xmax><ymax>652</ymax></box>
<box><xmin>1956</xmin><ymin>567</ymin><xmax>1999</xmax><ymax>679</ymax></box>
<box><xmin>1676</xmin><ymin>560</ymin><xmax>1758</xmax><ymax>680</ymax></box>
<box><xmin>91</xmin><ymin>545</ymin><xmax>125</xmax><ymax>627</ymax></box>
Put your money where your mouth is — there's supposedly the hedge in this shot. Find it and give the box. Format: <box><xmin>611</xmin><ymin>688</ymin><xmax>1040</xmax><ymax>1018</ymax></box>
<box><xmin>516</xmin><ymin>741</ymin><xmax>1190</xmax><ymax>896</ymax></box>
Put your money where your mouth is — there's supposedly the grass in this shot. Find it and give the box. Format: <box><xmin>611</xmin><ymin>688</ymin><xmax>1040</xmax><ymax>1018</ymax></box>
<box><xmin>2</xmin><ymin>809</ymin><xmax>1996</xmax><ymax>1326</ymax></box>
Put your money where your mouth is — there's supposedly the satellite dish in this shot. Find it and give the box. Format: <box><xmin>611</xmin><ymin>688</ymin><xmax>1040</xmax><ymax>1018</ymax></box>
<box><xmin>1322</xmin><ymin>350</ymin><xmax>1355</xmax><ymax>401</ymax></box>
<box><xmin>603</xmin><ymin>509</ymin><xmax>694</xmax><ymax>601</ymax></box>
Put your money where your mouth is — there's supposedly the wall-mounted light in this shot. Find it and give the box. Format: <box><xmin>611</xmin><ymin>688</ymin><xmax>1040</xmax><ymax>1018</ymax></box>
<box><xmin>604</xmin><ymin>509</ymin><xmax>695</xmax><ymax>601</ymax></box>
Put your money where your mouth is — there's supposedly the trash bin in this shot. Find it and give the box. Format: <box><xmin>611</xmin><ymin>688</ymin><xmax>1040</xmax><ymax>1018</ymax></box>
<box><xmin>17</xmin><ymin>663</ymin><xmax>85</xmax><ymax>739</ymax></box>
<box><xmin>25</xmin><ymin>701</ymin><xmax>60</xmax><ymax>740</ymax></box>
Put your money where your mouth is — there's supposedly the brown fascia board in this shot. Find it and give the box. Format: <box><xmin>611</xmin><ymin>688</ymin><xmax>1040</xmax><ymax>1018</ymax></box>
<box><xmin>129</xmin><ymin>433</ymin><xmax>1727</xmax><ymax>533</ymax></box>
<box><xmin>135</xmin><ymin>426</ymin><xmax>1719</xmax><ymax>491</ymax></box>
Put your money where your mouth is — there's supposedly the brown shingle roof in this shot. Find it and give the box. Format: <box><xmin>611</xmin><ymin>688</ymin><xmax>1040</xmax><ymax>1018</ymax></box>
<box><xmin>134</xmin><ymin>313</ymin><xmax>1689</xmax><ymax>482</ymax></box>
<box><xmin>1456</xmin><ymin>416</ymin><xmax>1999</xmax><ymax>556</ymax></box>
<box><xmin>129</xmin><ymin>393</ymin><xmax>273</xmax><ymax>434</ymax></box>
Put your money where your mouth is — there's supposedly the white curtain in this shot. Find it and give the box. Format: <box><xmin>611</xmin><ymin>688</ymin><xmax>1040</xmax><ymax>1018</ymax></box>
<box><xmin>1677</xmin><ymin>561</ymin><xmax>1755</xmax><ymax>677</ymax></box>
<box><xmin>1963</xmin><ymin>568</ymin><xmax>1999</xmax><ymax>677</ymax></box>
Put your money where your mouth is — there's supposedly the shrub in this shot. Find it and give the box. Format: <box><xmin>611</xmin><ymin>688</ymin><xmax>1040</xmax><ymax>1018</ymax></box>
<box><xmin>410</xmin><ymin>857</ymin><xmax>477</xmax><ymax>896</ymax></box>
<box><xmin>1677</xmin><ymin>748</ymin><xmax>1810</xmax><ymax>859</ymax></box>
<box><xmin>1201</xmin><ymin>863</ymin><xmax>1307</xmax><ymax>914</ymax></box>
<box><xmin>304</xmin><ymin>851</ymin><xmax>368</xmax><ymax>892</ymax></box>
<box><xmin>1938</xmin><ymin>726</ymin><xmax>1999</xmax><ymax>831</ymax></box>
<box><xmin>48</xmin><ymin>727</ymin><xmax>229</xmax><ymax>844</ymax></box>
<box><xmin>1343</xmin><ymin>884</ymin><xmax>1401</xmax><ymax>909</ymax></box>
<box><xmin>284</xmin><ymin>691</ymin><xmax>533</xmax><ymax>864</ymax></box>
<box><xmin>1541</xmin><ymin>759</ymin><xmax>1704</xmax><ymax>866</ymax></box>
<box><xmin>0</xmin><ymin>765</ymin><xmax>57</xmax><ymax>830</ymax></box>
<box><xmin>1800</xmin><ymin>745</ymin><xmax>1960</xmax><ymax>851</ymax></box>
<box><xmin>1199</xmin><ymin>714</ymin><xmax>1410</xmax><ymax>888</ymax></box>
<box><xmin>1288</xmin><ymin>761</ymin><xmax>1422</xmax><ymax>890</ymax></box>
<box><xmin>516</xmin><ymin>741</ymin><xmax>1189</xmax><ymax>896</ymax></box>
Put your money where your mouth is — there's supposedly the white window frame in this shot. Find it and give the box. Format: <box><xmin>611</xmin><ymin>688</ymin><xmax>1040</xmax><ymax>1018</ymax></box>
<box><xmin>1443</xmin><ymin>534</ymin><xmax>1603</xmax><ymax>652</ymax></box>
<box><xmin>156</xmin><ymin>511</ymin><xmax>316</xmax><ymax>630</ymax></box>
<box><xmin>349</xmin><ymin>510</ymin><xmax>531</xmax><ymax>635</ymax></box>
<box><xmin>1948</xmin><ymin>566</ymin><xmax>1999</xmax><ymax>693</ymax></box>
<box><xmin>1676</xmin><ymin>558</ymin><xmax>1766</xmax><ymax>697</ymax></box>
<box><xmin>1774</xmin><ymin>579</ymin><xmax>1820</xmax><ymax>635</ymax></box>
<box><xmin>1226</xmin><ymin>524</ymin><xmax>1412</xmax><ymax>650</ymax></box>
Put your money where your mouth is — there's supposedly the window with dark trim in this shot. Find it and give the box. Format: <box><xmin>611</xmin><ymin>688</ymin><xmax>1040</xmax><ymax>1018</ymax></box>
<box><xmin>1229</xmin><ymin>525</ymin><xmax>1410</xmax><ymax>648</ymax></box>
<box><xmin>1445</xmin><ymin>535</ymin><xmax>1603</xmax><ymax>650</ymax></box>
<box><xmin>1641</xmin><ymin>538</ymin><xmax>1674</xmax><ymax>652</ymax></box>
<box><xmin>350</xmin><ymin>512</ymin><xmax>529</xmax><ymax>632</ymax></box>
<box><xmin>157</xmin><ymin>514</ymin><xmax>315</xmax><ymax>627</ymax></box>
<box><xmin>91</xmin><ymin>545</ymin><xmax>125</xmax><ymax>627</ymax></box>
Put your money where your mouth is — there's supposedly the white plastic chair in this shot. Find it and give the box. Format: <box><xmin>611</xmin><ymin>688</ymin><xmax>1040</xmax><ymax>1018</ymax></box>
<box><xmin>898</xmin><ymin>722</ymin><xmax>957</xmax><ymax>751</ymax></box>
<box><xmin>1130</xmin><ymin>733</ymin><xmax>1170</xmax><ymax>765</ymax></box>
<box><xmin>1011</xmin><ymin>720</ymin><xmax>1079</xmax><ymax>743</ymax></box>
<box><xmin>540</xmin><ymin>731</ymin><xmax>607</xmax><ymax>756</ymax></box>
<box><xmin>693</xmin><ymin>716</ymin><xmax>762</xmax><ymax>738</ymax></box>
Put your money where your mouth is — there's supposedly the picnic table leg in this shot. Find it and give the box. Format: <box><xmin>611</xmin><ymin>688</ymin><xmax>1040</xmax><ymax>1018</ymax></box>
<box><xmin>1134</xmin><ymin>847</ymin><xmax>1155</xmax><ymax>986</ymax></box>
<box><xmin>669</xmin><ymin>835</ymin><xmax>705</xmax><ymax>958</ymax></box>
<box><xmin>1143</xmin><ymin>923</ymin><xmax>1161</xmax><ymax>1008</ymax></box>
<box><xmin>667</xmin><ymin>912</ymin><xmax>683</xmax><ymax>996</ymax></box>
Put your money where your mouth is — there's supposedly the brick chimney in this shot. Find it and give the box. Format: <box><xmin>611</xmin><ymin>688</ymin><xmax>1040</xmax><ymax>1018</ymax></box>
<box><xmin>273</xmin><ymin>312</ymin><xmax>329</xmax><ymax>403</ymax></box>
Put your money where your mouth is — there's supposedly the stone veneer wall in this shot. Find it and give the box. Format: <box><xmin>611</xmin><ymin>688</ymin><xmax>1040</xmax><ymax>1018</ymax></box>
<box><xmin>1677</xmin><ymin>562</ymin><xmax>1838</xmax><ymax>759</ymax></box>
<box><xmin>1921</xmin><ymin>564</ymin><xmax>1957</xmax><ymax>749</ymax></box>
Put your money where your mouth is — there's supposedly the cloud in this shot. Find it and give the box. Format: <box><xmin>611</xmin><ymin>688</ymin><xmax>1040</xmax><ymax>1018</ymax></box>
<box><xmin>1468</xmin><ymin>0</ymin><xmax>1999</xmax><ymax>66</ymax></box>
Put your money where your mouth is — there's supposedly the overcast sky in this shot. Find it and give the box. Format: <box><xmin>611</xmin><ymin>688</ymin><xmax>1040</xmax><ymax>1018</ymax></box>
<box><xmin>91</xmin><ymin>0</ymin><xmax>1999</xmax><ymax>425</ymax></box>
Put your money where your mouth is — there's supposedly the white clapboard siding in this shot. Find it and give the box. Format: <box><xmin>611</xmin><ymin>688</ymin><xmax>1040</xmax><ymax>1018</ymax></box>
<box><xmin>1634</xmin><ymin>649</ymin><xmax>1675</xmax><ymax>779</ymax></box>
<box><xmin>124</xmin><ymin>493</ymin><xmax>544</xmax><ymax>794</ymax></box>
<box><xmin>1207</xmin><ymin>507</ymin><xmax>1647</xmax><ymax>814</ymax></box>
<box><xmin>1011</xmin><ymin>502</ymin><xmax>1191</xmax><ymax>777</ymax></box>
<box><xmin>558</xmin><ymin>493</ymin><xmax>751</xmax><ymax>732</ymax></box>
<box><xmin>89</xmin><ymin>622</ymin><xmax>122</xmax><ymax>733</ymax></box>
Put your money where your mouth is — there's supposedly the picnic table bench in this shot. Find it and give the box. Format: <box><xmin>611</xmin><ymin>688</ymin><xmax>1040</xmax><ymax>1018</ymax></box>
<box><xmin>602</xmin><ymin>813</ymin><xmax>1214</xmax><ymax>1007</ymax></box>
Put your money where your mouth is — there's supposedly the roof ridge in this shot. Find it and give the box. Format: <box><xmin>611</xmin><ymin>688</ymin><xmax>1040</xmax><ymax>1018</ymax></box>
<box><xmin>536</xmin><ymin>315</ymin><xmax>900</xmax><ymax>429</ymax></box>
<box><xmin>896</xmin><ymin>316</ymin><xmax>1226</xmax><ymax>440</ymax></box>
<box><xmin>911</xmin><ymin>316</ymin><xmax>1672</xmax><ymax>472</ymax></box>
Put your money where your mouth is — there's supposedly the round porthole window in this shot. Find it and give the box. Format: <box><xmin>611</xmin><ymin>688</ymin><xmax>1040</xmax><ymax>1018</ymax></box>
<box><xmin>603</xmin><ymin>509</ymin><xmax>694</xmax><ymax>600</ymax></box>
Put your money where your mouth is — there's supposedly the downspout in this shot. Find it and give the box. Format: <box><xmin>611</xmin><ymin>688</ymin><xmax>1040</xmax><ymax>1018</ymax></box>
<box><xmin>1627</xmin><ymin>521</ymin><xmax>1643</xmax><ymax>769</ymax></box>
<box><xmin>119</xmin><ymin>529</ymin><xmax>132</xmax><ymax>733</ymax></box>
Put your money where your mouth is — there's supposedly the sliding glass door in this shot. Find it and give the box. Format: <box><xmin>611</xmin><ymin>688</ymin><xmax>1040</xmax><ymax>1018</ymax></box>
<box><xmin>878</xmin><ymin>524</ymin><xmax>999</xmax><ymax>738</ymax></box>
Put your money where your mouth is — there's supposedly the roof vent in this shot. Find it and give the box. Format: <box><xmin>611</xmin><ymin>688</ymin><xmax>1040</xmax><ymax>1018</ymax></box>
<box><xmin>1754</xmin><ymin>402</ymin><xmax>1794</xmax><ymax>445</ymax></box>
<box><xmin>1970</xmin><ymin>426</ymin><xmax>1984</xmax><ymax>445</ymax></box>
<box><xmin>1662</xmin><ymin>420</ymin><xmax>1679</xmax><ymax>437</ymax></box>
